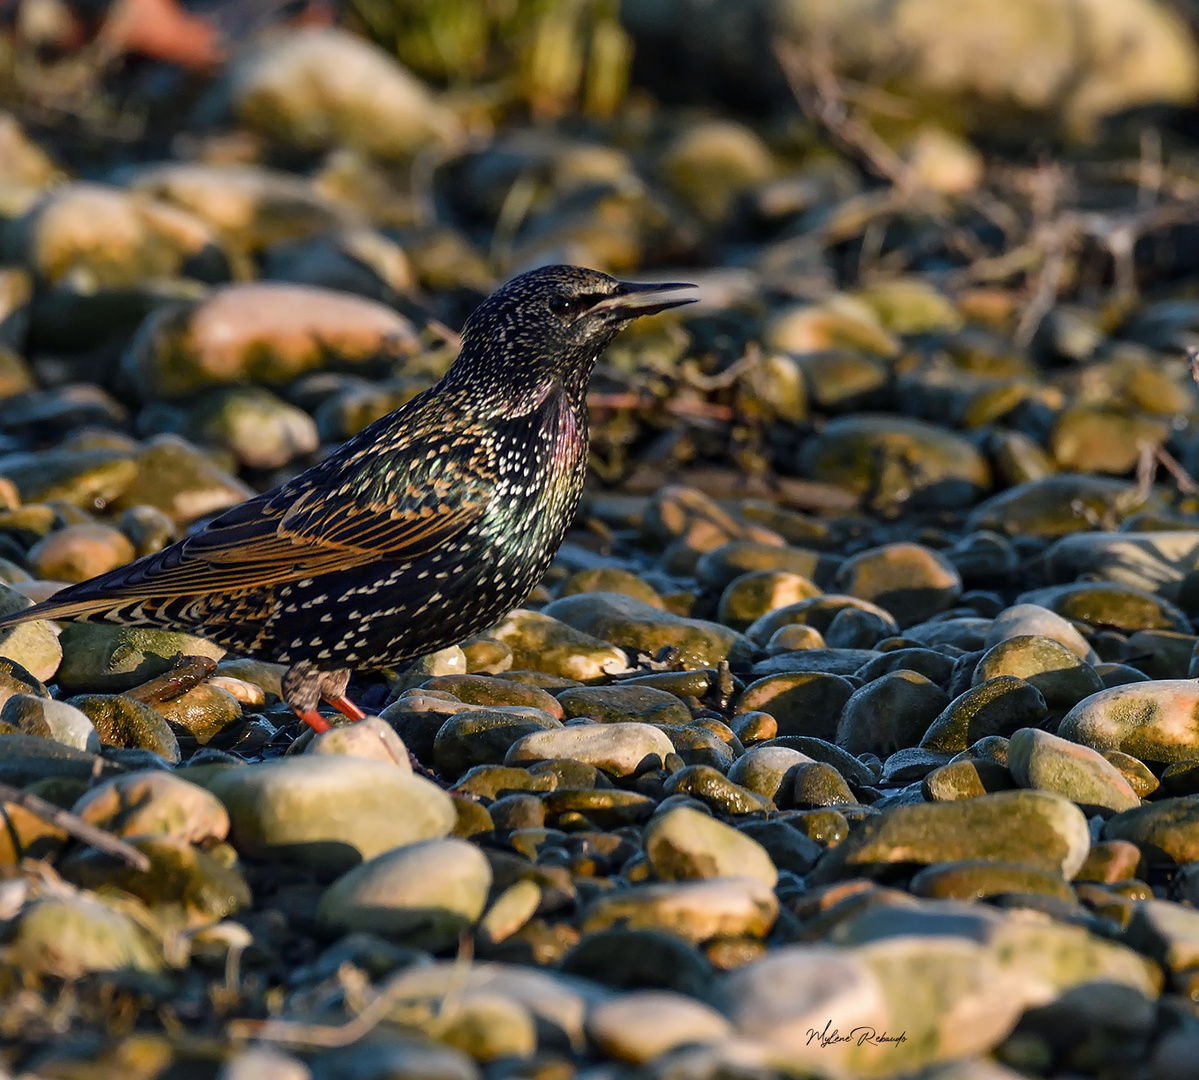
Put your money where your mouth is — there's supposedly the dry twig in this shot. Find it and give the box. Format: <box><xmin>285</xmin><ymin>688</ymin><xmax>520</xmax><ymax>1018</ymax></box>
<box><xmin>773</xmin><ymin>37</ymin><xmax>917</xmax><ymax>195</ymax></box>
<box><xmin>0</xmin><ymin>784</ymin><xmax>150</xmax><ymax>871</ymax></box>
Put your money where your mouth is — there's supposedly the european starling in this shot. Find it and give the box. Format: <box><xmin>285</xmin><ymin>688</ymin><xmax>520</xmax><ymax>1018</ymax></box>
<box><xmin>0</xmin><ymin>265</ymin><xmax>695</xmax><ymax>732</ymax></box>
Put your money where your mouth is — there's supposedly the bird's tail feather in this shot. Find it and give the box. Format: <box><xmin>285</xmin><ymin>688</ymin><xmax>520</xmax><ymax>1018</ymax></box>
<box><xmin>0</xmin><ymin>595</ymin><xmax>125</xmax><ymax>628</ymax></box>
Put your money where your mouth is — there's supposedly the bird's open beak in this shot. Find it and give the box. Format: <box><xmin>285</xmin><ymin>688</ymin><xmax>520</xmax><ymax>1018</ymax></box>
<box><xmin>590</xmin><ymin>280</ymin><xmax>698</xmax><ymax>320</ymax></box>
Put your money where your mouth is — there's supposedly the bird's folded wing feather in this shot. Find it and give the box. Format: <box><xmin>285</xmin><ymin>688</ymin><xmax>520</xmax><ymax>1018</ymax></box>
<box><xmin>2</xmin><ymin>433</ymin><xmax>495</xmax><ymax>620</ymax></box>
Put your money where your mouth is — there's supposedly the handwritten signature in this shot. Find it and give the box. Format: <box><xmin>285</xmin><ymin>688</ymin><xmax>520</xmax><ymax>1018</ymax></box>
<box><xmin>806</xmin><ymin>1021</ymin><xmax>908</xmax><ymax>1049</ymax></box>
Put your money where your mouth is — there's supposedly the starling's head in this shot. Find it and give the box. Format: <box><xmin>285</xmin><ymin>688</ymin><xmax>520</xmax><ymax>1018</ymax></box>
<box><xmin>449</xmin><ymin>264</ymin><xmax>696</xmax><ymax>404</ymax></box>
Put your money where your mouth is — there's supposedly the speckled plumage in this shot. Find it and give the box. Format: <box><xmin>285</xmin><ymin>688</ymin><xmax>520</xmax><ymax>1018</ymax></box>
<box><xmin>0</xmin><ymin>265</ymin><xmax>694</xmax><ymax>727</ymax></box>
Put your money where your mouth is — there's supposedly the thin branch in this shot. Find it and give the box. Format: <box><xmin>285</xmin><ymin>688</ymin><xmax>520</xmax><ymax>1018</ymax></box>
<box><xmin>0</xmin><ymin>783</ymin><xmax>150</xmax><ymax>871</ymax></box>
<box><xmin>228</xmin><ymin>936</ymin><xmax>476</xmax><ymax>1048</ymax></box>
<box><xmin>773</xmin><ymin>37</ymin><xmax>918</xmax><ymax>196</ymax></box>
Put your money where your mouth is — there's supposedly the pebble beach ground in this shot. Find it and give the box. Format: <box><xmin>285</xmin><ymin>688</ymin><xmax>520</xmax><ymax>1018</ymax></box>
<box><xmin>7</xmin><ymin>2</ymin><xmax>1199</xmax><ymax>1078</ymax></box>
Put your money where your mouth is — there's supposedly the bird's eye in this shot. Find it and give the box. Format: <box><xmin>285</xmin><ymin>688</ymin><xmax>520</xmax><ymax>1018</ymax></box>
<box><xmin>549</xmin><ymin>294</ymin><xmax>583</xmax><ymax>317</ymax></box>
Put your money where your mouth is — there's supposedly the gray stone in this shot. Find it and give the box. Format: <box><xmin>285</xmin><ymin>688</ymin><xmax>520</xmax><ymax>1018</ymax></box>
<box><xmin>1008</xmin><ymin>727</ymin><xmax>1140</xmax><ymax>812</ymax></box>
<box><xmin>506</xmin><ymin>723</ymin><xmax>674</xmax><ymax>777</ymax></box>
<box><xmin>318</xmin><ymin>838</ymin><xmax>491</xmax><ymax>948</ymax></box>
<box><xmin>645</xmin><ymin>806</ymin><xmax>777</xmax><ymax>887</ymax></box>
<box><xmin>207</xmin><ymin>757</ymin><xmax>454</xmax><ymax>872</ymax></box>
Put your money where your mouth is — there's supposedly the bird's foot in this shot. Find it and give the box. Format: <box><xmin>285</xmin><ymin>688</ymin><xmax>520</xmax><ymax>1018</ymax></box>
<box><xmin>284</xmin><ymin>663</ymin><xmax>365</xmax><ymax>732</ymax></box>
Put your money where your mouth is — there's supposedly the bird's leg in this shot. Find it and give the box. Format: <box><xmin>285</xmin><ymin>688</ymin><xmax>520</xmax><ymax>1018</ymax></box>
<box><xmin>282</xmin><ymin>661</ymin><xmax>339</xmax><ymax>733</ymax></box>
<box><xmin>317</xmin><ymin>669</ymin><xmax>366</xmax><ymax>721</ymax></box>
<box><xmin>327</xmin><ymin>696</ymin><xmax>367</xmax><ymax>721</ymax></box>
<box><xmin>296</xmin><ymin>710</ymin><xmax>332</xmax><ymax>733</ymax></box>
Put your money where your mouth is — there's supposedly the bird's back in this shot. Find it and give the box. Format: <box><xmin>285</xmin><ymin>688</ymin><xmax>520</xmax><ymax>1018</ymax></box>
<box><xmin>0</xmin><ymin>375</ymin><xmax>589</xmax><ymax>670</ymax></box>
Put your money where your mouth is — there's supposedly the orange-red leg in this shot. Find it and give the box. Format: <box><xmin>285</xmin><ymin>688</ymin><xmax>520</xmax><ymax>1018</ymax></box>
<box><xmin>296</xmin><ymin>709</ymin><xmax>332</xmax><ymax>733</ymax></box>
<box><xmin>326</xmin><ymin>695</ymin><xmax>366</xmax><ymax>722</ymax></box>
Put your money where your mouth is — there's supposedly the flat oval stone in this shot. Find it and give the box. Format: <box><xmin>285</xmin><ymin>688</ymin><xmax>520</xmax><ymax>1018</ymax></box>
<box><xmin>799</xmin><ymin>415</ymin><xmax>990</xmax><ymax>508</ymax></box>
<box><xmin>1008</xmin><ymin>727</ymin><xmax>1140</xmax><ymax>813</ymax></box>
<box><xmin>542</xmin><ymin>789</ymin><xmax>657</xmax><ymax>828</ymax></box>
<box><xmin>920</xmin><ymin>676</ymin><xmax>1048</xmax><ymax>754</ymax></box>
<box><xmin>434</xmin><ymin>707</ymin><xmax>561</xmax><ymax>779</ymax></box>
<box><xmin>745</xmin><ymin>595</ymin><xmax>899</xmax><ymax>647</ymax></box>
<box><xmin>851</xmin><ymin>935</ymin><xmax>1030</xmax><ymax>1073</ymax></box>
<box><xmin>60</xmin><ymin>835</ymin><xmax>250</xmax><ymax>925</ymax></box>
<box><xmin>763</xmin><ymin>736</ymin><xmax>877</xmax><ymax>786</ymax></box>
<box><xmin>1105</xmin><ymin>796</ymin><xmax>1199</xmax><ymax>864</ymax></box>
<box><xmin>835</xmin><ymin>670</ymin><xmax>949</xmax><ymax>756</ymax></box>
<box><xmin>1074</xmin><ymin>839</ymin><xmax>1143</xmax><ymax>883</ymax></box>
<box><xmin>1045</xmin><ymin>531</ymin><xmax>1199</xmax><ymax>600</ymax></box>
<box><xmin>506</xmin><ymin>723</ymin><xmax>674</xmax><ymax>777</ymax></box>
<box><xmin>0</xmin><ymin>447</ymin><xmax>137</xmax><ymax>509</ymax></box>
<box><xmin>207</xmin><ymin>757</ymin><xmax>455</xmax><ymax>872</ymax></box>
<box><xmin>56</xmin><ymin>623</ymin><xmax>225</xmax><ymax>695</ymax></box>
<box><xmin>909</xmin><ymin>859</ymin><xmax>1075</xmax><ymax>902</ymax></box>
<box><xmin>424</xmin><ymin>674</ymin><xmax>563</xmax><ymax>718</ymax></box>
<box><xmin>1058</xmin><ymin>680</ymin><xmax>1199</xmax><ymax>763</ymax></box>
<box><xmin>1018</xmin><ymin>582</ymin><xmax>1191</xmax><ymax>634</ymax></box>
<box><xmin>317</xmin><ymin>838</ymin><xmax>491</xmax><ymax>949</ymax></box>
<box><xmin>125</xmin><ymin>281</ymin><xmax>417</xmax><ymax>399</ymax></box>
<box><xmin>155</xmin><ymin>683</ymin><xmax>243</xmax><ymax>744</ymax></box>
<box><xmin>1123</xmin><ymin>629</ymin><xmax>1196</xmax><ymax>680</ymax></box>
<box><xmin>834</xmin><ymin>542</ymin><xmax>962</xmax><ymax>628</ymax></box>
<box><xmin>1</xmin><ymin>694</ymin><xmax>97</xmax><ymax>752</ymax></box>
<box><xmin>696</xmin><ymin>540</ymin><xmax>834</xmax><ymax>592</ymax></box>
<box><xmin>0</xmin><ymin>733</ymin><xmax>120</xmax><ymax>786</ymax></box>
<box><xmin>855</xmin><ymin>648</ymin><xmax>955</xmax><ymax>686</ymax></box>
<box><xmin>717</xmin><ymin>570</ymin><xmax>822</xmax><ymax>631</ymax></box>
<box><xmin>793</xmin><ymin>761</ymin><xmax>858</xmax><ymax>808</ymax></box>
<box><xmin>184</xmin><ymin>386</ymin><xmax>319</xmax><ymax>471</ymax></box>
<box><xmin>921</xmin><ymin>758</ymin><xmax>1014</xmax><ymax>801</ymax></box>
<box><xmin>0</xmin><ymin>582</ymin><xmax>61</xmax><ymax>683</ymax></box>
<box><xmin>557</xmin><ymin>567</ymin><xmax>664</xmax><ymax>607</ymax></box>
<box><xmin>27</xmin><ymin>523</ymin><xmax>134</xmax><ymax>583</ymax></box>
<box><xmin>645</xmin><ymin>806</ymin><xmax>777</xmax><ymax>887</ymax></box>
<box><xmin>476</xmin><ymin>878</ymin><xmax>541</xmax><ymax>947</ymax></box>
<box><xmin>586</xmin><ymin>991</ymin><xmax>733</xmax><ymax>1065</ymax></box>
<box><xmin>737</xmin><ymin>671</ymin><xmax>855</xmax><ymax>742</ymax></box>
<box><xmin>7</xmin><ymin>896</ymin><xmax>163</xmax><ymax>978</ymax></box>
<box><xmin>967</xmin><ymin>475</ymin><xmax>1146</xmax><ymax>537</ymax></box>
<box><xmin>0</xmin><ymin>658</ymin><xmax>48</xmax><ymax>714</ymax></box>
<box><xmin>560</xmin><ymin>928</ymin><xmax>714</xmax><ymax>996</ymax></box>
<box><xmin>766</xmin><ymin>624</ymin><xmax>827</xmax><ymax>653</ymax></box>
<box><xmin>727</xmin><ymin>745</ymin><xmax>814</xmax><ymax>802</ymax></box>
<box><xmin>729</xmin><ymin>710</ymin><xmax>777</xmax><ymax>743</ymax></box>
<box><xmin>809</xmin><ymin>789</ymin><xmax>1091</xmax><ymax>883</ymax></box>
<box><xmin>453</xmin><ymin>765</ymin><xmax>556</xmax><ymax>800</ymax></box>
<box><xmin>72</xmin><ymin>769</ymin><xmax>229</xmax><ymax>843</ymax></box>
<box><xmin>972</xmin><ymin>635</ymin><xmax>1103</xmax><ymax>709</ymax></box>
<box><xmin>489</xmin><ymin>609</ymin><xmax>629</xmax><ymax>681</ymax></box>
<box><xmin>988</xmin><ymin>611</ymin><xmax>1089</xmax><ymax>662</ymax></box>
<box><xmin>1102</xmin><ymin>750</ymin><xmax>1159</xmax><ymax>797</ymax></box>
<box><xmin>750</xmin><ymin>648</ymin><xmax>881</xmax><ymax>678</ymax></box>
<box><xmin>69</xmin><ymin>693</ymin><xmax>180</xmax><ymax>763</ymax></box>
<box><xmin>557</xmin><ymin>685</ymin><xmax>691</xmax><ymax>726</ymax></box>
<box><xmin>542</xmin><ymin>591</ymin><xmax>756</xmax><ymax>667</ymax></box>
<box><xmin>663</xmin><ymin>764</ymin><xmax>772</xmax><ymax>815</ymax></box>
<box><xmin>716</xmin><ymin>946</ymin><xmax>889</xmax><ymax>1074</ymax></box>
<box><xmin>657</xmin><ymin>725</ymin><xmax>736</xmax><ymax>770</ymax></box>
<box><xmin>903</xmin><ymin>617</ymin><xmax>992</xmax><ymax>651</ymax></box>
<box><xmin>582</xmin><ymin>878</ymin><xmax>778</xmax><ymax>943</ymax></box>
<box><xmin>308</xmin><ymin>717</ymin><xmax>411</xmax><ymax>768</ymax></box>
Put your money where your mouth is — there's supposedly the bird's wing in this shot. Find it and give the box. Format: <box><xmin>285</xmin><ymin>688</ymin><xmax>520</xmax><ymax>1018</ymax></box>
<box><xmin>4</xmin><ymin>430</ymin><xmax>495</xmax><ymax>621</ymax></box>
